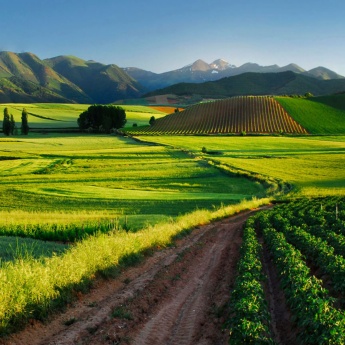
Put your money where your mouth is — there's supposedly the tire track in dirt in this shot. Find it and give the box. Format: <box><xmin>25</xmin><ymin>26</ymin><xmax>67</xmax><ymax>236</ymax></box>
<box><xmin>1</xmin><ymin>208</ymin><xmax>267</xmax><ymax>345</ymax></box>
<box><xmin>132</xmin><ymin>226</ymin><xmax>233</xmax><ymax>345</ymax></box>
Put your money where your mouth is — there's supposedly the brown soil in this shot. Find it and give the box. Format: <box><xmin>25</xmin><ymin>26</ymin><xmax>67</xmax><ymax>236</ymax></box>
<box><xmin>1</xmin><ymin>207</ymin><xmax>295</xmax><ymax>345</ymax></box>
<box><xmin>260</xmin><ymin>239</ymin><xmax>299</xmax><ymax>344</ymax></box>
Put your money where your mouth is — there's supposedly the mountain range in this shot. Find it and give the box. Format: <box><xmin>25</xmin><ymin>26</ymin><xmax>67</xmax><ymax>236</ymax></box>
<box><xmin>144</xmin><ymin>71</ymin><xmax>345</xmax><ymax>102</ymax></box>
<box><xmin>0</xmin><ymin>51</ymin><xmax>343</xmax><ymax>104</ymax></box>
<box><xmin>123</xmin><ymin>58</ymin><xmax>344</xmax><ymax>91</ymax></box>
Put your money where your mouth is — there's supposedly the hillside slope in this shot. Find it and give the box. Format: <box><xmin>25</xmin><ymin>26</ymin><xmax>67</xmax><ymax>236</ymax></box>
<box><xmin>45</xmin><ymin>56</ymin><xmax>146</xmax><ymax>103</ymax></box>
<box><xmin>0</xmin><ymin>52</ymin><xmax>145</xmax><ymax>103</ymax></box>
<box><xmin>0</xmin><ymin>52</ymin><xmax>91</xmax><ymax>103</ymax></box>
<box><xmin>275</xmin><ymin>94</ymin><xmax>345</xmax><ymax>134</ymax></box>
<box><xmin>144</xmin><ymin>71</ymin><xmax>345</xmax><ymax>99</ymax></box>
<box><xmin>128</xmin><ymin>96</ymin><xmax>308</xmax><ymax>135</ymax></box>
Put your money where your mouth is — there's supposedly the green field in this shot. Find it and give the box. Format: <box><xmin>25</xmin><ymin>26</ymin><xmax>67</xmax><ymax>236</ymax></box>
<box><xmin>275</xmin><ymin>94</ymin><xmax>345</xmax><ymax>134</ymax></box>
<box><xmin>140</xmin><ymin>135</ymin><xmax>345</xmax><ymax>197</ymax></box>
<box><xmin>0</xmin><ymin>133</ymin><xmax>264</xmax><ymax>225</ymax></box>
<box><xmin>0</xmin><ymin>103</ymin><xmax>168</xmax><ymax>129</ymax></box>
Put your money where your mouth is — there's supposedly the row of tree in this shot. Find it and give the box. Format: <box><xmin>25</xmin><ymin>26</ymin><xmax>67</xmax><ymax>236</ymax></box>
<box><xmin>77</xmin><ymin>105</ymin><xmax>126</xmax><ymax>133</ymax></box>
<box><xmin>2</xmin><ymin>108</ymin><xmax>29</xmax><ymax>136</ymax></box>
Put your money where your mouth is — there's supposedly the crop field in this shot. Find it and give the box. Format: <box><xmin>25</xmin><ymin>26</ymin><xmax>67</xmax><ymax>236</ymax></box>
<box><xmin>231</xmin><ymin>197</ymin><xmax>345</xmax><ymax>343</ymax></box>
<box><xmin>275</xmin><ymin>94</ymin><xmax>345</xmax><ymax>134</ymax></box>
<box><xmin>127</xmin><ymin>96</ymin><xmax>308</xmax><ymax>135</ymax></box>
<box><xmin>140</xmin><ymin>135</ymin><xmax>345</xmax><ymax>196</ymax></box>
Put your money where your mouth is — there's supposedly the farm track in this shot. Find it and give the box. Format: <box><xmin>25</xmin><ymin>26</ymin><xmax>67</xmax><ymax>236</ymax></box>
<box><xmin>2</xmin><ymin>208</ymin><xmax>274</xmax><ymax>345</ymax></box>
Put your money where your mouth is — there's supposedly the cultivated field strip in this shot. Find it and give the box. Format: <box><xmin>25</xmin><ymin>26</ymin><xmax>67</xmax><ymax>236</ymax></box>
<box><xmin>237</xmin><ymin>197</ymin><xmax>345</xmax><ymax>344</ymax></box>
<box><xmin>129</xmin><ymin>96</ymin><xmax>308</xmax><ymax>135</ymax></box>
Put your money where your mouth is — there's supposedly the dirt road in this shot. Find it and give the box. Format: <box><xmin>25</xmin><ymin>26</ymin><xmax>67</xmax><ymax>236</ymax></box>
<box><xmin>2</xmin><ymin>209</ymin><xmax>263</xmax><ymax>345</ymax></box>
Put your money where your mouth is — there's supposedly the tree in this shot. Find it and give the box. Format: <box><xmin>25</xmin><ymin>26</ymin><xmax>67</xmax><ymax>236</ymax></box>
<box><xmin>77</xmin><ymin>105</ymin><xmax>126</xmax><ymax>133</ymax></box>
<box><xmin>21</xmin><ymin>108</ymin><xmax>29</xmax><ymax>135</ymax></box>
<box><xmin>2</xmin><ymin>108</ymin><xmax>11</xmax><ymax>136</ymax></box>
<box><xmin>149</xmin><ymin>116</ymin><xmax>156</xmax><ymax>126</ymax></box>
<box><xmin>10</xmin><ymin>115</ymin><xmax>15</xmax><ymax>135</ymax></box>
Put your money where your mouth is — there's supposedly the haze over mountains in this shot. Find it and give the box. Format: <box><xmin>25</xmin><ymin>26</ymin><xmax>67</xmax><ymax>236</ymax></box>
<box><xmin>0</xmin><ymin>51</ymin><xmax>343</xmax><ymax>104</ymax></box>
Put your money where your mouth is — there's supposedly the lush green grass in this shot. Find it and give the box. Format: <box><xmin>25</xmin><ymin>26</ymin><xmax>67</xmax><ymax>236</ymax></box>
<box><xmin>275</xmin><ymin>95</ymin><xmax>345</xmax><ymax>134</ymax></box>
<box><xmin>0</xmin><ymin>104</ymin><xmax>168</xmax><ymax>130</ymax></box>
<box><xmin>0</xmin><ymin>237</ymin><xmax>69</xmax><ymax>263</ymax></box>
<box><xmin>0</xmin><ymin>134</ymin><xmax>265</xmax><ymax>239</ymax></box>
<box><xmin>139</xmin><ymin>135</ymin><xmax>345</xmax><ymax>197</ymax></box>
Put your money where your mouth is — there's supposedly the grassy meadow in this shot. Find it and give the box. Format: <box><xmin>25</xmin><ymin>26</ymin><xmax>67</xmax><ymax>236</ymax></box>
<box><xmin>140</xmin><ymin>135</ymin><xmax>345</xmax><ymax>197</ymax></box>
<box><xmin>0</xmin><ymin>103</ymin><xmax>171</xmax><ymax>130</ymax></box>
<box><xmin>0</xmin><ymin>133</ymin><xmax>265</xmax><ymax>242</ymax></box>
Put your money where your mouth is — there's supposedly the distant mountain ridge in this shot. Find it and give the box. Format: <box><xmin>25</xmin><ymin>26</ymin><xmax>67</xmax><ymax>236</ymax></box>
<box><xmin>123</xmin><ymin>58</ymin><xmax>344</xmax><ymax>91</ymax></box>
<box><xmin>144</xmin><ymin>71</ymin><xmax>345</xmax><ymax>100</ymax></box>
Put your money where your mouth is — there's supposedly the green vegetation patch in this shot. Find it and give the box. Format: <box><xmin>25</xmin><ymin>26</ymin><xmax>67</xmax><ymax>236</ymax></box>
<box><xmin>0</xmin><ymin>134</ymin><xmax>265</xmax><ymax>243</ymax></box>
<box><xmin>0</xmin><ymin>237</ymin><xmax>69</xmax><ymax>263</ymax></box>
<box><xmin>275</xmin><ymin>95</ymin><xmax>345</xmax><ymax>134</ymax></box>
<box><xmin>140</xmin><ymin>135</ymin><xmax>345</xmax><ymax>197</ymax></box>
<box><xmin>0</xmin><ymin>104</ymin><xmax>168</xmax><ymax>130</ymax></box>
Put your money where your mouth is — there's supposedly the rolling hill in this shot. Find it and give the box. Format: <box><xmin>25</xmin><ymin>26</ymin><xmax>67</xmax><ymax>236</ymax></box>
<box><xmin>275</xmin><ymin>93</ymin><xmax>345</xmax><ymax>134</ymax></box>
<box><xmin>45</xmin><ymin>56</ymin><xmax>145</xmax><ymax>103</ymax></box>
<box><xmin>127</xmin><ymin>96</ymin><xmax>308</xmax><ymax>135</ymax></box>
<box><xmin>127</xmin><ymin>93</ymin><xmax>345</xmax><ymax>135</ymax></box>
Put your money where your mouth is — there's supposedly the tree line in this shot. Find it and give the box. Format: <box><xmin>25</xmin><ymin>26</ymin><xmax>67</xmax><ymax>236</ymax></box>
<box><xmin>2</xmin><ymin>108</ymin><xmax>29</xmax><ymax>136</ymax></box>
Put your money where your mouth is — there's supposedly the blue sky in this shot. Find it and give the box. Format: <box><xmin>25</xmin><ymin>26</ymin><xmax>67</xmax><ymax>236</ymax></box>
<box><xmin>1</xmin><ymin>0</ymin><xmax>345</xmax><ymax>75</ymax></box>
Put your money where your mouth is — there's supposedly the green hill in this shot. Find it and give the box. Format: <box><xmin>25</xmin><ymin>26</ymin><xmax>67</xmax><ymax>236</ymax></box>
<box><xmin>45</xmin><ymin>56</ymin><xmax>146</xmax><ymax>103</ymax></box>
<box><xmin>127</xmin><ymin>96</ymin><xmax>308</xmax><ymax>135</ymax></box>
<box><xmin>0</xmin><ymin>52</ymin><xmax>91</xmax><ymax>103</ymax></box>
<box><xmin>0</xmin><ymin>52</ymin><xmax>145</xmax><ymax>103</ymax></box>
<box><xmin>275</xmin><ymin>94</ymin><xmax>345</xmax><ymax>134</ymax></box>
<box><xmin>144</xmin><ymin>71</ymin><xmax>345</xmax><ymax>99</ymax></box>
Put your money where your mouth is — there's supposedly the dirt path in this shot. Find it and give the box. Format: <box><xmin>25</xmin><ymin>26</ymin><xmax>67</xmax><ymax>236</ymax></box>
<box><xmin>2</xmin><ymin>209</ymin><xmax>266</xmax><ymax>345</ymax></box>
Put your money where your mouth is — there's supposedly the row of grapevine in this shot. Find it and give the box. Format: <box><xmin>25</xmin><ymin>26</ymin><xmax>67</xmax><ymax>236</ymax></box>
<box><xmin>227</xmin><ymin>197</ymin><xmax>345</xmax><ymax>344</ymax></box>
<box><xmin>127</xmin><ymin>96</ymin><xmax>308</xmax><ymax>135</ymax></box>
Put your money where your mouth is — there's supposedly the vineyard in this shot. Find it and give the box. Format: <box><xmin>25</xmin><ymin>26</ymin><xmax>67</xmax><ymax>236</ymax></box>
<box><xmin>230</xmin><ymin>197</ymin><xmax>345</xmax><ymax>344</ymax></box>
<box><xmin>127</xmin><ymin>96</ymin><xmax>308</xmax><ymax>135</ymax></box>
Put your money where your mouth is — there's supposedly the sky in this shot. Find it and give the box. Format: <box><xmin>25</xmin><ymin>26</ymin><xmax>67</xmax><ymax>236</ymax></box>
<box><xmin>1</xmin><ymin>0</ymin><xmax>345</xmax><ymax>75</ymax></box>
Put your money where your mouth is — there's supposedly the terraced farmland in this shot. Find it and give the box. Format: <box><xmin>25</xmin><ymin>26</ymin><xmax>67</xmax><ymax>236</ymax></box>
<box><xmin>127</xmin><ymin>96</ymin><xmax>308</xmax><ymax>135</ymax></box>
